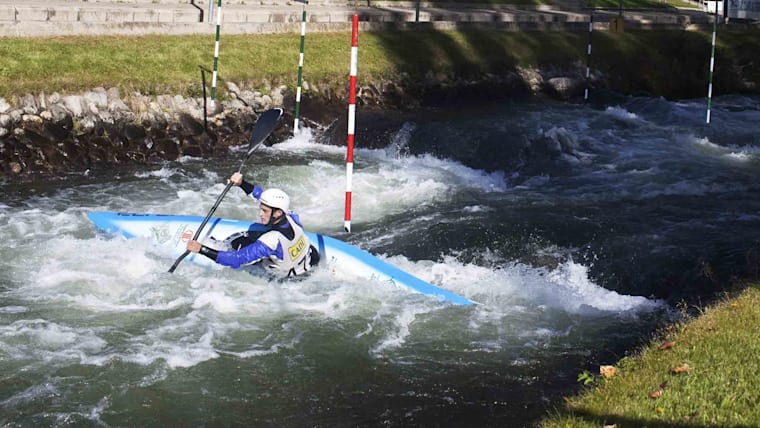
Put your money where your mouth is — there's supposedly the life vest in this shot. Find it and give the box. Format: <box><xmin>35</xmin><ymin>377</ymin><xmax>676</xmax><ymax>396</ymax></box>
<box><xmin>258</xmin><ymin>214</ymin><xmax>313</xmax><ymax>277</ymax></box>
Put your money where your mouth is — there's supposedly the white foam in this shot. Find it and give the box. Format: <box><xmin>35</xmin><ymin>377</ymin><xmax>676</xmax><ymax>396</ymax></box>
<box><xmin>0</xmin><ymin>306</ymin><xmax>27</xmax><ymax>314</ymax></box>
<box><xmin>0</xmin><ymin>382</ymin><xmax>59</xmax><ymax>408</ymax></box>
<box><xmin>605</xmin><ymin>106</ymin><xmax>640</xmax><ymax>122</ymax></box>
<box><xmin>134</xmin><ymin>166</ymin><xmax>181</xmax><ymax>179</ymax></box>
<box><xmin>386</xmin><ymin>253</ymin><xmax>661</xmax><ymax>316</ymax></box>
<box><xmin>0</xmin><ymin>319</ymin><xmax>107</xmax><ymax>363</ymax></box>
<box><xmin>282</xmin><ymin>144</ymin><xmax>508</xmax><ymax>229</ymax></box>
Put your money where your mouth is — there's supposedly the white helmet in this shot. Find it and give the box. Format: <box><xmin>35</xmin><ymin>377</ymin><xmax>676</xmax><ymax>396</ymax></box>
<box><xmin>259</xmin><ymin>188</ymin><xmax>290</xmax><ymax>212</ymax></box>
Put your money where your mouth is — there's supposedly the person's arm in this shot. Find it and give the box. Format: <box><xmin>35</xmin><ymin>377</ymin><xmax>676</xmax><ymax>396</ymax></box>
<box><xmin>187</xmin><ymin>240</ymin><xmax>219</xmax><ymax>261</ymax></box>
<box><xmin>215</xmin><ymin>240</ymin><xmax>284</xmax><ymax>269</ymax></box>
<box><xmin>229</xmin><ymin>172</ymin><xmax>262</xmax><ymax>199</ymax></box>
<box><xmin>240</xmin><ymin>180</ymin><xmax>262</xmax><ymax>200</ymax></box>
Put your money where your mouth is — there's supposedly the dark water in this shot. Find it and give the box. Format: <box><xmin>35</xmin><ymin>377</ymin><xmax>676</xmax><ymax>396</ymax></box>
<box><xmin>1</xmin><ymin>94</ymin><xmax>759</xmax><ymax>426</ymax></box>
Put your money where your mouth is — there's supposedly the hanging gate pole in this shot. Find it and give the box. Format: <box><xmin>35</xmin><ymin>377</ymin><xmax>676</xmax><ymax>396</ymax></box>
<box><xmin>706</xmin><ymin>5</ymin><xmax>718</xmax><ymax>124</ymax></box>
<box><xmin>584</xmin><ymin>11</ymin><xmax>594</xmax><ymax>101</ymax></box>
<box><xmin>344</xmin><ymin>14</ymin><xmax>359</xmax><ymax>233</ymax></box>
<box><xmin>209</xmin><ymin>0</ymin><xmax>223</xmax><ymax>110</ymax></box>
<box><xmin>294</xmin><ymin>0</ymin><xmax>309</xmax><ymax>134</ymax></box>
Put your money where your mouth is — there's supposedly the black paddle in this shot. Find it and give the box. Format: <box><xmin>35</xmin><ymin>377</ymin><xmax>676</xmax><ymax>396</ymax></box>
<box><xmin>168</xmin><ymin>107</ymin><xmax>283</xmax><ymax>273</ymax></box>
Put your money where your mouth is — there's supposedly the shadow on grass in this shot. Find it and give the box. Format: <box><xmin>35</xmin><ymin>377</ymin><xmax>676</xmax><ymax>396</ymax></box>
<box><xmin>558</xmin><ymin>407</ymin><xmax>758</xmax><ymax>428</ymax></box>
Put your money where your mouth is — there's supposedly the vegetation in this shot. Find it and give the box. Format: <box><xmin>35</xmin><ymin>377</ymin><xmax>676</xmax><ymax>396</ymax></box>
<box><xmin>541</xmin><ymin>286</ymin><xmax>760</xmax><ymax>427</ymax></box>
<box><xmin>2</xmin><ymin>28</ymin><xmax>760</xmax><ymax>101</ymax></box>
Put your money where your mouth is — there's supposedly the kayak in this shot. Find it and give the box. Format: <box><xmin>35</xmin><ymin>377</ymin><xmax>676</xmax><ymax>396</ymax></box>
<box><xmin>86</xmin><ymin>212</ymin><xmax>475</xmax><ymax>306</ymax></box>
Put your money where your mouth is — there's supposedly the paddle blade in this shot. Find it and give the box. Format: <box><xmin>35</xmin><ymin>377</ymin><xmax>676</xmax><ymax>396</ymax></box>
<box><xmin>247</xmin><ymin>108</ymin><xmax>284</xmax><ymax>157</ymax></box>
<box><xmin>168</xmin><ymin>250</ymin><xmax>190</xmax><ymax>273</ymax></box>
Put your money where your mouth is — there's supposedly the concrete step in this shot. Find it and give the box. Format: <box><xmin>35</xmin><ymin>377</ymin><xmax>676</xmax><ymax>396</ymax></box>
<box><xmin>0</xmin><ymin>0</ymin><xmax>714</xmax><ymax>37</ymax></box>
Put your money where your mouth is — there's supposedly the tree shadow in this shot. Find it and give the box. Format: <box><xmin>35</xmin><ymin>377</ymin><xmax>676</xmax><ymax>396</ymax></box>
<box><xmin>556</xmin><ymin>407</ymin><xmax>758</xmax><ymax>428</ymax></box>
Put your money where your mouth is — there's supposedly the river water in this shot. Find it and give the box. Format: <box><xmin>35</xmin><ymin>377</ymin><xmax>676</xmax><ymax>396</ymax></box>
<box><xmin>1</xmin><ymin>94</ymin><xmax>759</xmax><ymax>426</ymax></box>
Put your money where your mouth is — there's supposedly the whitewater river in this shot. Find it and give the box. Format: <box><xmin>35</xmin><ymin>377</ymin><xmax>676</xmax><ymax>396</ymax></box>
<box><xmin>2</xmin><ymin>94</ymin><xmax>759</xmax><ymax>426</ymax></box>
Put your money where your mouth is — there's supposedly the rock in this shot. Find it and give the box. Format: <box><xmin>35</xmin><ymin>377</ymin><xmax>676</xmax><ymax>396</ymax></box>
<box><xmin>259</xmin><ymin>95</ymin><xmax>273</xmax><ymax>110</ymax></box>
<box><xmin>237</xmin><ymin>90</ymin><xmax>258</xmax><ymax>107</ymax></box>
<box><xmin>84</xmin><ymin>89</ymin><xmax>108</xmax><ymax>109</ymax></box>
<box><xmin>226</xmin><ymin>81</ymin><xmax>241</xmax><ymax>97</ymax></box>
<box><xmin>43</xmin><ymin>121</ymin><xmax>69</xmax><ymax>142</ymax></box>
<box><xmin>108</xmin><ymin>98</ymin><xmax>133</xmax><ymax>122</ymax></box>
<box><xmin>106</xmin><ymin>87</ymin><xmax>121</xmax><ymax>103</ymax></box>
<box><xmin>227</xmin><ymin>99</ymin><xmax>247</xmax><ymax>112</ymax></box>
<box><xmin>180</xmin><ymin>140</ymin><xmax>203</xmax><ymax>157</ymax></box>
<box><xmin>79</xmin><ymin>114</ymin><xmax>97</xmax><ymax>133</ymax></box>
<box><xmin>122</xmin><ymin>123</ymin><xmax>147</xmax><ymax>141</ymax></box>
<box><xmin>49</xmin><ymin>104</ymin><xmax>73</xmax><ymax>130</ymax></box>
<box><xmin>21</xmin><ymin>114</ymin><xmax>43</xmax><ymax>124</ymax></box>
<box><xmin>62</xmin><ymin>95</ymin><xmax>84</xmax><ymax>117</ymax></box>
<box><xmin>271</xmin><ymin>86</ymin><xmax>285</xmax><ymax>106</ymax></box>
<box><xmin>38</xmin><ymin>92</ymin><xmax>47</xmax><ymax>110</ymax></box>
<box><xmin>179</xmin><ymin>112</ymin><xmax>205</xmax><ymax>136</ymax></box>
<box><xmin>544</xmin><ymin>77</ymin><xmax>581</xmax><ymax>100</ymax></box>
<box><xmin>0</xmin><ymin>98</ymin><xmax>10</xmax><ymax>113</ymax></box>
<box><xmin>155</xmin><ymin>138</ymin><xmax>180</xmax><ymax>160</ymax></box>
<box><xmin>9</xmin><ymin>109</ymin><xmax>22</xmax><ymax>124</ymax></box>
<box><xmin>20</xmin><ymin>94</ymin><xmax>38</xmax><ymax>115</ymax></box>
<box><xmin>48</xmin><ymin>92</ymin><xmax>61</xmax><ymax>104</ymax></box>
<box><xmin>518</xmin><ymin>67</ymin><xmax>544</xmax><ymax>93</ymax></box>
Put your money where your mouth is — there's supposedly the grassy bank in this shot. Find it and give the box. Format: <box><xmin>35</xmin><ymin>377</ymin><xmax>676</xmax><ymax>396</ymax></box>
<box><xmin>2</xmin><ymin>28</ymin><xmax>760</xmax><ymax>101</ymax></box>
<box><xmin>541</xmin><ymin>286</ymin><xmax>760</xmax><ymax>427</ymax></box>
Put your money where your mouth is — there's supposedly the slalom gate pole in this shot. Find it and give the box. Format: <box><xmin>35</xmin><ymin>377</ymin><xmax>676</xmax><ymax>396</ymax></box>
<box><xmin>294</xmin><ymin>0</ymin><xmax>309</xmax><ymax>135</ymax></box>
<box><xmin>584</xmin><ymin>12</ymin><xmax>593</xmax><ymax>101</ymax></box>
<box><xmin>209</xmin><ymin>0</ymin><xmax>223</xmax><ymax>110</ymax></box>
<box><xmin>200</xmin><ymin>66</ymin><xmax>208</xmax><ymax>131</ymax></box>
<box><xmin>705</xmin><ymin>5</ymin><xmax>718</xmax><ymax>124</ymax></box>
<box><xmin>344</xmin><ymin>14</ymin><xmax>358</xmax><ymax>233</ymax></box>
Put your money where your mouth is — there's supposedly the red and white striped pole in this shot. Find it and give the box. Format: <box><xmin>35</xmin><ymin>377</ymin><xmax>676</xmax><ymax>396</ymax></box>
<box><xmin>344</xmin><ymin>14</ymin><xmax>358</xmax><ymax>233</ymax></box>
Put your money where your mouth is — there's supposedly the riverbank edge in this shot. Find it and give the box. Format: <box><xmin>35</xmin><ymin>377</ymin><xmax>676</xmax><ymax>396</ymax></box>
<box><xmin>2</xmin><ymin>28</ymin><xmax>760</xmax><ymax>182</ymax></box>
<box><xmin>540</xmin><ymin>285</ymin><xmax>760</xmax><ymax>427</ymax></box>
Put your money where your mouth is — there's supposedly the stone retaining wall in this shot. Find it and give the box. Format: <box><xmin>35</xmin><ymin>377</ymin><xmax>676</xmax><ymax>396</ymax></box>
<box><xmin>0</xmin><ymin>67</ymin><xmax>585</xmax><ymax>181</ymax></box>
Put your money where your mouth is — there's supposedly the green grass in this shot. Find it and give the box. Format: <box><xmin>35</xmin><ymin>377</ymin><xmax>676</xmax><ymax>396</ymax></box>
<box><xmin>1</xmin><ymin>28</ymin><xmax>759</xmax><ymax>102</ymax></box>
<box><xmin>0</xmin><ymin>31</ymin><xmax>585</xmax><ymax>99</ymax></box>
<box><xmin>541</xmin><ymin>286</ymin><xmax>760</xmax><ymax>427</ymax></box>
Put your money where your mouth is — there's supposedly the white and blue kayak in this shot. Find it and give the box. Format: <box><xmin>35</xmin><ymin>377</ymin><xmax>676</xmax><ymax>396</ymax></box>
<box><xmin>87</xmin><ymin>212</ymin><xmax>475</xmax><ymax>306</ymax></box>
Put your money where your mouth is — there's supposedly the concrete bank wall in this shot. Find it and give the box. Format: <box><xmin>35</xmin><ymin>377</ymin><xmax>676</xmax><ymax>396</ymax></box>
<box><xmin>0</xmin><ymin>0</ymin><xmax>715</xmax><ymax>37</ymax></box>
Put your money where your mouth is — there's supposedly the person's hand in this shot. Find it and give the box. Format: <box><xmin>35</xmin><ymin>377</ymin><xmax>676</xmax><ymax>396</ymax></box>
<box><xmin>186</xmin><ymin>240</ymin><xmax>202</xmax><ymax>253</ymax></box>
<box><xmin>229</xmin><ymin>172</ymin><xmax>243</xmax><ymax>186</ymax></box>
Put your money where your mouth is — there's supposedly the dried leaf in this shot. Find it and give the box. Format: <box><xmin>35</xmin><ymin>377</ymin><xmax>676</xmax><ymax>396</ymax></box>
<box><xmin>600</xmin><ymin>365</ymin><xmax>617</xmax><ymax>379</ymax></box>
<box><xmin>603</xmin><ymin>424</ymin><xmax>617</xmax><ymax>428</ymax></box>
<box><xmin>671</xmin><ymin>363</ymin><xmax>690</xmax><ymax>374</ymax></box>
<box><xmin>658</xmin><ymin>341</ymin><xmax>676</xmax><ymax>350</ymax></box>
<box><xmin>649</xmin><ymin>381</ymin><xmax>668</xmax><ymax>399</ymax></box>
<box><xmin>649</xmin><ymin>388</ymin><xmax>664</xmax><ymax>399</ymax></box>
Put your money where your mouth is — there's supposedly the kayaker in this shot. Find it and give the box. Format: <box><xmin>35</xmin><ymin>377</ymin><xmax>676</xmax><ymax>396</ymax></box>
<box><xmin>186</xmin><ymin>172</ymin><xmax>319</xmax><ymax>277</ymax></box>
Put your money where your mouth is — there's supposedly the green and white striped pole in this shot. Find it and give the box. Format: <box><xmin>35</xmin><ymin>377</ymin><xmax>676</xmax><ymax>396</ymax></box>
<box><xmin>705</xmin><ymin>4</ymin><xmax>718</xmax><ymax>124</ymax></box>
<box><xmin>210</xmin><ymin>0</ymin><xmax>223</xmax><ymax>110</ymax></box>
<box><xmin>584</xmin><ymin>11</ymin><xmax>593</xmax><ymax>101</ymax></box>
<box><xmin>294</xmin><ymin>0</ymin><xmax>309</xmax><ymax>135</ymax></box>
